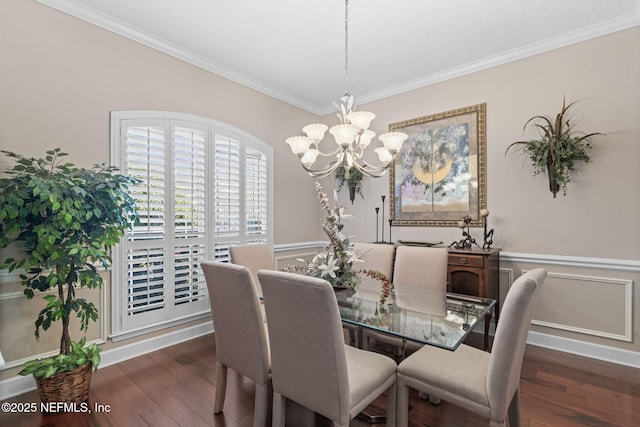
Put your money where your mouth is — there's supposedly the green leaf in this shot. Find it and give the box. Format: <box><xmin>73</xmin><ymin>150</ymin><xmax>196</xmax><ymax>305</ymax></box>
<box><xmin>0</xmin><ymin>148</ymin><xmax>138</xmax><ymax>354</ymax></box>
<box><xmin>43</xmin><ymin>364</ymin><xmax>58</xmax><ymax>379</ymax></box>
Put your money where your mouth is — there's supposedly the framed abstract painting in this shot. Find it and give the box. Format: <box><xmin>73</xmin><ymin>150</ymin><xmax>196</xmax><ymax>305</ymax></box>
<box><xmin>389</xmin><ymin>103</ymin><xmax>487</xmax><ymax>227</ymax></box>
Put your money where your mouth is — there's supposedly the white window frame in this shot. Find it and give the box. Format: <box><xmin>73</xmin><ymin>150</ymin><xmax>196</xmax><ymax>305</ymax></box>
<box><xmin>110</xmin><ymin>111</ymin><xmax>273</xmax><ymax>340</ymax></box>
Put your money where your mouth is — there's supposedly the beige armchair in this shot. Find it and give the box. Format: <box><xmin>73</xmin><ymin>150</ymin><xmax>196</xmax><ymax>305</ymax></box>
<box><xmin>201</xmin><ymin>261</ymin><xmax>271</xmax><ymax>427</ymax></box>
<box><xmin>258</xmin><ymin>270</ymin><xmax>397</xmax><ymax>427</ymax></box>
<box><xmin>396</xmin><ymin>268</ymin><xmax>547</xmax><ymax>427</ymax></box>
<box><xmin>362</xmin><ymin>245</ymin><xmax>448</xmax><ymax>357</ymax></box>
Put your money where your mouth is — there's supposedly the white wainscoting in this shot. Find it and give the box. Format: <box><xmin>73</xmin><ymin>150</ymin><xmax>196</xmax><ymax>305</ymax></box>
<box><xmin>526</xmin><ymin>270</ymin><xmax>632</xmax><ymax>342</ymax></box>
<box><xmin>1</xmin><ymin>245</ymin><xmax>638</xmax><ymax>400</ymax></box>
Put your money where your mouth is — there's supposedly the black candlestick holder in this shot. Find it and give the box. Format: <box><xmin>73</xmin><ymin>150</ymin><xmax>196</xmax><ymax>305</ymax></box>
<box><xmin>482</xmin><ymin>210</ymin><xmax>494</xmax><ymax>249</ymax></box>
<box><xmin>380</xmin><ymin>195</ymin><xmax>386</xmax><ymax>243</ymax></box>
<box><xmin>374</xmin><ymin>207</ymin><xmax>380</xmax><ymax>243</ymax></box>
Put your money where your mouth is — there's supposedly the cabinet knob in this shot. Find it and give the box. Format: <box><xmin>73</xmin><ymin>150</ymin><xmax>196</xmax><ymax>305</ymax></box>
<box><xmin>460</xmin><ymin>257</ymin><xmax>467</xmax><ymax>264</ymax></box>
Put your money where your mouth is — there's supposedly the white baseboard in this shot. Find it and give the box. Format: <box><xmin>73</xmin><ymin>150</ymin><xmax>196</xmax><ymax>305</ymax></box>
<box><xmin>527</xmin><ymin>331</ymin><xmax>640</xmax><ymax>369</ymax></box>
<box><xmin>0</xmin><ymin>322</ymin><xmax>213</xmax><ymax>401</ymax></box>
<box><xmin>2</xmin><ymin>324</ymin><xmax>637</xmax><ymax>401</ymax></box>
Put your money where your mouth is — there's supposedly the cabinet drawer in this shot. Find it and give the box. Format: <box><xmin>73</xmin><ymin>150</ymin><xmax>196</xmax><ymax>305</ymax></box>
<box><xmin>448</xmin><ymin>254</ymin><xmax>483</xmax><ymax>267</ymax></box>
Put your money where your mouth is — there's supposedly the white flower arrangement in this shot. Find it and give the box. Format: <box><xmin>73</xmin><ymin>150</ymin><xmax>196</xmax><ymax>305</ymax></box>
<box><xmin>286</xmin><ymin>182</ymin><xmax>362</xmax><ymax>289</ymax></box>
<box><xmin>284</xmin><ymin>181</ymin><xmax>393</xmax><ymax>302</ymax></box>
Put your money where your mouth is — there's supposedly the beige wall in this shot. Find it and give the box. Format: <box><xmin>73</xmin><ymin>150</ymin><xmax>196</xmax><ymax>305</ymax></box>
<box><xmin>1</xmin><ymin>0</ymin><xmax>639</xmax><ymax>385</ymax></box>
<box><xmin>0</xmin><ymin>0</ymin><xmax>325</xmax><ymax>381</ymax></box>
<box><xmin>332</xmin><ymin>27</ymin><xmax>640</xmax><ymax>259</ymax></box>
<box><xmin>0</xmin><ymin>0</ymin><xmax>324</xmax><ymax>247</ymax></box>
<box><xmin>328</xmin><ymin>27</ymin><xmax>640</xmax><ymax>356</ymax></box>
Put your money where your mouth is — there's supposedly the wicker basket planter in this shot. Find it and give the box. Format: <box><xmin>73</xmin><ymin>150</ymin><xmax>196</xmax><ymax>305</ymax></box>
<box><xmin>35</xmin><ymin>363</ymin><xmax>93</xmax><ymax>407</ymax></box>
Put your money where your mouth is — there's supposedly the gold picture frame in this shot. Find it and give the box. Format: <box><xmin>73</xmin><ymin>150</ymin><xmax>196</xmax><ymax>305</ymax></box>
<box><xmin>389</xmin><ymin>103</ymin><xmax>487</xmax><ymax>227</ymax></box>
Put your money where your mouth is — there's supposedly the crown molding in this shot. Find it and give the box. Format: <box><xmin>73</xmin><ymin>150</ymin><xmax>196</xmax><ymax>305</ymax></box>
<box><xmin>34</xmin><ymin>0</ymin><xmax>322</xmax><ymax>114</ymax></box>
<box><xmin>35</xmin><ymin>0</ymin><xmax>640</xmax><ymax>116</ymax></box>
<box><xmin>354</xmin><ymin>10</ymin><xmax>640</xmax><ymax>110</ymax></box>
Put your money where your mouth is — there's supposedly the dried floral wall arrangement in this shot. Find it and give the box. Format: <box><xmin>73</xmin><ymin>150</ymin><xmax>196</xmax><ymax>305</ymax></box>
<box><xmin>506</xmin><ymin>97</ymin><xmax>604</xmax><ymax>197</ymax></box>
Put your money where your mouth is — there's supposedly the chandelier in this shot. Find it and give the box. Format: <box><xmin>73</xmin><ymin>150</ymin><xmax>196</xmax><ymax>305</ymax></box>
<box><xmin>285</xmin><ymin>0</ymin><xmax>408</xmax><ymax>179</ymax></box>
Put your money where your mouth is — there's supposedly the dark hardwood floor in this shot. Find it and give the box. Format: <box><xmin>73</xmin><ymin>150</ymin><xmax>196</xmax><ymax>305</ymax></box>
<box><xmin>2</xmin><ymin>333</ymin><xmax>638</xmax><ymax>426</ymax></box>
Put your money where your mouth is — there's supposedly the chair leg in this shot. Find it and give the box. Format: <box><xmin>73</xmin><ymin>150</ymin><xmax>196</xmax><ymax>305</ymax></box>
<box><xmin>272</xmin><ymin>392</ymin><xmax>286</xmax><ymax>427</ymax></box>
<box><xmin>348</xmin><ymin>328</ymin><xmax>357</xmax><ymax>347</ymax></box>
<box><xmin>396</xmin><ymin>380</ymin><xmax>409</xmax><ymax>427</ymax></box>
<box><xmin>352</xmin><ymin>326</ymin><xmax>363</xmax><ymax>348</ymax></box>
<box><xmin>507</xmin><ymin>388</ymin><xmax>522</xmax><ymax>427</ymax></box>
<box><xmin>253</xmin><ymin>382</ymin><xmax>270</xmax><ymax>427</ymax></box>
<box><xmin>361</xmin><ymin>331</ymin><xmax>370</xmax><ymax>350</ymax></box>
<box><xmin>213</xmin><ymin>362</ymin><xmax>227</xmax><ymax>413</ymax></box>
<box><xmin>386</xmin><ymin>382</ymin><xmax>397</xmax><ymax>427</ymax></box>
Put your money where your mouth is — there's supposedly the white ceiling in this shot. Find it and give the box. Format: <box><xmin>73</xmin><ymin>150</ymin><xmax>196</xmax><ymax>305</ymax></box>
<box><xmin>38</xmin><ymin>0</ymin><xmax>640</xmax><ymax>115</ymax></box>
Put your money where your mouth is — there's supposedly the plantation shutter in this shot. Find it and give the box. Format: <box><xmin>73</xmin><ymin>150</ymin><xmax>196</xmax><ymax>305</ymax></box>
<box><xmin>111</xmin><ymin>111</ymin><xmax>272</xmax><ymax>336</ymax></box>
<box><xmin>245</xmin><ymin>147</ymin><xmax>268</xmax><ymax>242</ymax></box>
<box><xmin>124</xmin><ymin>122</ymin><xmax>168</xmax><ymax>326</ymax></box>
<box><xmin>119</xmin><ymin>120</ymin><xmax>210</xmax><ymax>329</ymax></box>
<box><xmin>172</xmin><ymin>125</ymin><xmax>207</xmax><ymax>313</ymax></box>
<box><xmin>213</xmin><ymin>133</ymin><xmax>242</xmax><ymax>262</ymax></box>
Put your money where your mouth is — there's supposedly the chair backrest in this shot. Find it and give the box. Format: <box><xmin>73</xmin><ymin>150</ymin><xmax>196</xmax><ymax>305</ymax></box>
<box><xmin>229</xmin><ymin>244</ymin><xmax>275</xmax><ymax>295</ymax></box>
<box><xmin>392</xmin><ymin>245</ymin><xmax>448</xmax><ymax>290</ymax></box>
<box><xmin>487</xmin><ymin>268</ymin><xmax>547</xmax><ymax>418</ymax></box>
<box><xmin>353</xmin><ymin>242</ymin><xmax>395</xmax><ymax>277</ymax></box>
<box><xmin>352</xmin><ymin>242</ymin><xmax>395</xmax><ymax>295</ymax></box>
<box><xmin>201</xmin><ymin>261</ymin><xmax>270</xmax><ymax>385</ymax></box>
<box><xmin>258</xmin><ymin>270</ymin><xmax>350</xmax><ymax>422</ymax></box>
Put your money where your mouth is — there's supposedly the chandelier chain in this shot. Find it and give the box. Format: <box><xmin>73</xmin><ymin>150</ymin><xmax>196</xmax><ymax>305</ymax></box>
<box><xmin>344</xmin><ymin>0</ymin><xmax>349</xmax><ymax>96</ymax></box>
<box><xmin>284</xmin><ymin>0</ymin><xmax>408</xmax><ymax>179</ymax></box>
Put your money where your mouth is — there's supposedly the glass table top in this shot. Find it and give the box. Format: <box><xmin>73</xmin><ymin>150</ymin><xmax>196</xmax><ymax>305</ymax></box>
<box><xmin>335</xmin><ymin>285</ymin><xmax>496</xmax><ymax>351</ymax></box>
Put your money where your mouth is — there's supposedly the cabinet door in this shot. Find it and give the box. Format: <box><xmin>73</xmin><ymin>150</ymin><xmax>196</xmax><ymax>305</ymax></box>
<box><xmin>449</xmin><ymin>268</ymin><xmax>483</xmax><ymax>296</ymax></box>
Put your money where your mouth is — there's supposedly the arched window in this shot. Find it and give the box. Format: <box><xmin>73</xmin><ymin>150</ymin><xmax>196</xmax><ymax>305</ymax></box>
<box><xmin>110</xmin><ymin>111</ymin><xmax>272</xmax><ymax>337</ymax></box>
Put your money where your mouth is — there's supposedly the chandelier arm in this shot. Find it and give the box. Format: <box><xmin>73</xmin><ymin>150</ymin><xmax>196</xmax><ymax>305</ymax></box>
<box><xmin>356</xmin><ymin>154</ymin><xmax>397</xmax><ymax>171</ymax></box>
<box><xmin>350</xmin><ymin>145</ymin><xmax>364</xmax><ymax>160</ymax></box>
<box><xmin>301</xmin><ymin>160</ymin><xmax>343</xmax><ymax>179</ymax></box>
<box><xmin>312</xmin><ymin>145</ymin><xmax>343</xmax><ymax>158</ymax></box>
<box><xmin>300</xmin><ymin>150</ymin><xmax>346</xmax><ymax>178</ymax></box>
<box><xmin>350</xmin><ymin>156</ymin><xmax>396</xmax><ymax>178</ymax></box>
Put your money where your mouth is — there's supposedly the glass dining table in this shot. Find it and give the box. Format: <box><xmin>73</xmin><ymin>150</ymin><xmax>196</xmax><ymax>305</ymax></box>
<box><xmin>335</xmin><ymin>285</ymin><xmax>496</xmax><ymax>352</ymax></box>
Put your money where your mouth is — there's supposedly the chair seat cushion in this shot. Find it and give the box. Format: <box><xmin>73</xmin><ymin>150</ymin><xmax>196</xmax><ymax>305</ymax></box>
<box><xmin>398</xmin><ymin>343</ymin><xmax>490</xmax><ymax>406</ymax></box>
<box><xmin>345</xmin><ymin>345</ymin><xmax>397</xmax><ymax>412</ymax></box>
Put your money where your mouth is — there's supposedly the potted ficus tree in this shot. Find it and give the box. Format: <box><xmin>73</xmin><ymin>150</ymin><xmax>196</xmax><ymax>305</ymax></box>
<box><xmin>506</xmin><ymin>97</ymin><xmax>604</xmax><ymax>197</ymax></box>
<box><xmin>0</xmin><ymin>148</ymin><xmax>138</xmax><ymax>405</ymax></box>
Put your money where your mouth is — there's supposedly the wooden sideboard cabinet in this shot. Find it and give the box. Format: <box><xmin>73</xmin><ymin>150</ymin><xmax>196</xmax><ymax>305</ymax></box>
<box><xmin>447</xmin><ymin>247</ymin><xmax>501</xmax><ymax>350</ymax></box>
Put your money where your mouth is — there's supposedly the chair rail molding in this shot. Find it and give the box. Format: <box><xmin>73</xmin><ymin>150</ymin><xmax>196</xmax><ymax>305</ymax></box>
<box><xmin>501</xmin><ymin>251</ymin><xmax>640</xmax><ymax>272</ymax></box>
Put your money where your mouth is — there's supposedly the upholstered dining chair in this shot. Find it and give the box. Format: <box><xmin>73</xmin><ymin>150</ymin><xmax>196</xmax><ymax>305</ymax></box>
<box><xmin>344</xmin><ymin>242</ymin><xmax>396</xmax><ymax>347</ymax></box>
<box><xmin>201</xmin><ymin>261</ymin><xmax>271</xmax><ymax>427</ymax></box>
<box><xmin>229</xmin><ymin>243</ymin><xmax>275</xmax><ymax>296</ymax></box>
<box><xmin>396</xmin><ymin>268</ymin><xmax>547</xmax><ymax>427</ymax></box>
<box><xmin>352</xmin><ymin>242</ymin><xmax>396</xmax><ymax>295</ymax></box>
<box><xmin>258</xmin><ymin>270</ymin><xmax>398</xmax><ymax>427</ymax></box>
<box><xmin>362</xmin><ymin>245</ymin><xmax>449</xmax><ymax>357</ymax></box>
<box><xmin>391</xmin><ymin>245</ymin><xmax>448</xmax><ymax>289</ymax></box>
